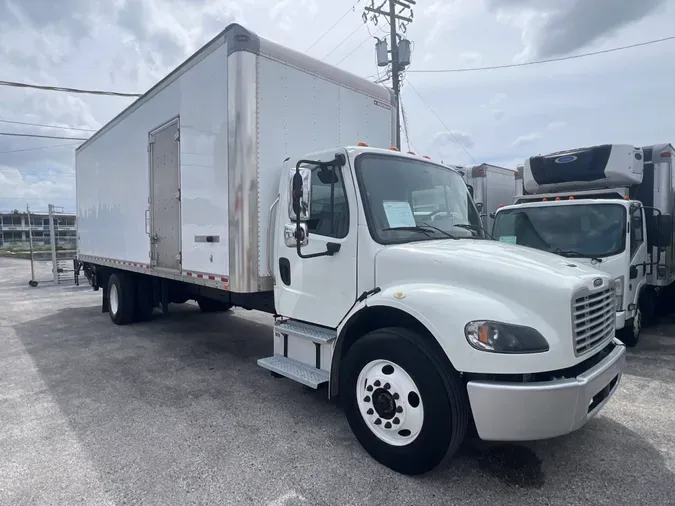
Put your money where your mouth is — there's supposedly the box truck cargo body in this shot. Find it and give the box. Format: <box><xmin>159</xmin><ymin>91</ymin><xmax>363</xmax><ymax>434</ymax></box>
<box><xmin>75</xmin><ymin>24</ymin><xmax>626</xmax><ymax>475</ymax></box>
<box><xmin>76</xmin><ymin>24</ymin><xmax>396</xmax><ymax>295</ymax></box>
<box><xmin>462</xmin><ymin>164</ymin><xmax>516</xmax><ymax>230</ymax></box>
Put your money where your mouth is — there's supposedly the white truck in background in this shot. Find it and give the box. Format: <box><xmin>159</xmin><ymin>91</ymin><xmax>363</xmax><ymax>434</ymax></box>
<box><xmin>74</xmin><ymin>23</ymin><xmax>626</xmax><ymax>475</ymax></box>
<box><xmin>515</xmin><ymin>164</ymin><xmax>524</xmax><ymax>197</ymax></box>
<box><xmin>458</xmin><ymin>163</ymin><xmax>516</xmax><ymax>231</ymax></box>
<box><xmin>492</xmin><ymin>144</ymin><xmax>675</xmax><ymax>347</ymax></box>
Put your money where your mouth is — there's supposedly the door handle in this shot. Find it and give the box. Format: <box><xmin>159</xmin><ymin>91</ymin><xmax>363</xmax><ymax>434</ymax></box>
<box><xmin>145</xmin><ymin>209</ymin><xmax>150</xmax><ymax>234</ymax></box>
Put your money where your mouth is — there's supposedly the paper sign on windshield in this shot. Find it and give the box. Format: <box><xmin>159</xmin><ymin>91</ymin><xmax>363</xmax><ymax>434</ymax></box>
<box><xmin>498</xmin><ymin>235</ymin><xmax>517</xmax><ymax>244</ymax></box>
<box><xmin>383</xmin><ymin>201</ymin><xmax>416</xmax><ymax>228</ymax></box>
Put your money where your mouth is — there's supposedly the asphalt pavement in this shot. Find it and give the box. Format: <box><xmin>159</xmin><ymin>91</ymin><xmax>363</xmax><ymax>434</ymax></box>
<box><xmin>0</xmin><ymin>256</ymin><xmax>673</xmax><ymax>505</ymax></box>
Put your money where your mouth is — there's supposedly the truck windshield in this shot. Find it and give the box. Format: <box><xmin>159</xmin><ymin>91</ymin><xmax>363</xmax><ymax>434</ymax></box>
<box><xmin>492</xmin><ymin>203</ymin><xmax>627</xmax><ymax>258</ymax></box>
<box><xmin>355</xmin><ymin>153</ymin><xmax>482</xmax><ymax>244</ymax></box>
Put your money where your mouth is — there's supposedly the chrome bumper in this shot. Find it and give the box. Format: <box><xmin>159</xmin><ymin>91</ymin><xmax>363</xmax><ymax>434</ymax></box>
<box><xmin>466</xmin><ymin>339</ymin><xmax>626</xmax><ymax>441</ymax></box>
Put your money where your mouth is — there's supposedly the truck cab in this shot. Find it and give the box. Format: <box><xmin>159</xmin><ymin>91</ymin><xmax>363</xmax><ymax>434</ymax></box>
<box><xmin>264</xmin><ymin>144</ymin><xmax>625</xmax><ymax>473</ymax></box>
<box><xmin>492</xmin><ymin>144</ymin><xmax>674</xmax><ymax>347</ymax></box>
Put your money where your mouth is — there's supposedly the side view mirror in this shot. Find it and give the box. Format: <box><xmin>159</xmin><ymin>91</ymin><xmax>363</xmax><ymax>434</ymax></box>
<box><xmin>489</xmin><ymin>211</ymin><xmax>496</xmax><ymax>219</ymax></box>
<box><xmin>629</xmin><ymin>265</ymin><xmax>639</xmax><ymax>280</ymax></box>
<box><xmin>289</xmin><ymin>167</ymin><xmax>312</xmax><ymax>221</ymax></box>
<box><xmin>475</xmin><ymin>202</ymin><xmax>484</xmax><ymax>213</ymax></box>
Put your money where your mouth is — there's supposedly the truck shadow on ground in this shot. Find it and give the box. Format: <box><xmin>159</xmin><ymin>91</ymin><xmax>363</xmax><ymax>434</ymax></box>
<box><xmin>10</xmin><ymin>303</ymin><xmax>674</xmax><ymax>504</ymax></box>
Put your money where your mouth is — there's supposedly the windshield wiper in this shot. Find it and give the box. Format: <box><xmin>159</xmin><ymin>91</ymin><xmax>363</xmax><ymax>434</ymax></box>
<box><xmin>554</xmin><ymin>249</ymin><xmax>603</xmax><ymax>263</ymax></box>
<box><xmin>453</xmin><ymin>223</ymin><xmax>491</xmax><ymax>239</ymax></box>
<box><xmin>381</xmin><ymin>224</ymin><xmax>458</xmax><ymax>239</ymax></box>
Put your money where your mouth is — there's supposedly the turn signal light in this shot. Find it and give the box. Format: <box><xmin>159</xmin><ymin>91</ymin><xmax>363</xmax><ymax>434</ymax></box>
<box><xmin>390</xmin><ymin>146</ymin><xmax>400</xmax><ymax>151</ymax></box>
<box><xmin>357</xmin><ymin>141</ymin><xmax>369</xmax><ymax>147</ymax></box>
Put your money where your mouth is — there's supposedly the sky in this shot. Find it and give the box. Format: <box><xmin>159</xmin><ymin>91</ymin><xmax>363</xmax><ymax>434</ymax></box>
<box><xmin>0</xmin><ymin>0</ymin><xmax>673</xmax><ymax>212</ymax></box>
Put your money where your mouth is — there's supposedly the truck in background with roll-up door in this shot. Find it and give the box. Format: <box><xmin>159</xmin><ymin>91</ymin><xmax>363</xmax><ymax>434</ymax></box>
<box><xmin>492</xmin><ymin>143</ymin><xmax>675</xmax><ymax>347</ymax></box>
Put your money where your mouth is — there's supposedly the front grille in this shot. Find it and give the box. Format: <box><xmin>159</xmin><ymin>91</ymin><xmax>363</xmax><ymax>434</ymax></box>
<box><xmin>572</xmin><ymin>287</ymin><xmax>616</xmax><ymax>356</ymax></box>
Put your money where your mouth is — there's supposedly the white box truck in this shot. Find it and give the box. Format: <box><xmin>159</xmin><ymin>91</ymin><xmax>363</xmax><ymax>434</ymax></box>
<box><xmin>492</xmin><ymin>144</ymin><xmax>675</xmax><ymax>347</ymax></box>
<box><xmin>460</xmin><ymin>164</ymin><xmax>517</xmax><ymax>231</ymax></box>
<box><xmin>74</xmin><ymin>23</ymin><xmax>626</xmax><ymax>475</ymax></box>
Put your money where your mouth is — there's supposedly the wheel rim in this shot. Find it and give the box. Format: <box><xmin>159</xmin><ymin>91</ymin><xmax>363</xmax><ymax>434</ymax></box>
<box><xmin>356</xmin><ymin>359</ymin><xmax>424</xmax><ymax>446</ymax></box>
<box><xmin>109</xmin><ymin>283</ymin><xmax>119</xmax><ymax>315</ymax></box>
<box><xmin>633</xmin><ymin>307</ymin><xmax>641</xmax><ymax>339</ymax></box>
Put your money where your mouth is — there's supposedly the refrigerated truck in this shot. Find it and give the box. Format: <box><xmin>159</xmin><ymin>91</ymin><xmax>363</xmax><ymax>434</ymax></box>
<box><xmin>74</xmin><ymin>23</ymin><xmax>626</xmax><ymax>475</ymax></box>
<box><xmin>492</xmin><ymin>144</ymin><xmax>674</xmax><ymax>347</ymax></box>
<box><xmin>460</xmin><ymin>164</ymin><xmax>517</xmax><ymax>231</ymax></box>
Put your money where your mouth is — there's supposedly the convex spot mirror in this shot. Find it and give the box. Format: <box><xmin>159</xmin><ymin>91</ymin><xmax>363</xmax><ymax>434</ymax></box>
<box><xmin>288</xmin><ymin>167</ymin><xmax>311</xmax><ymax>221</ymax></box>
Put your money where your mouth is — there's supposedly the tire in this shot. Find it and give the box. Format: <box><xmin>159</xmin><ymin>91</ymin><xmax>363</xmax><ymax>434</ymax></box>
<box><xmin>197</xmin><ymin>297</ymin><xmax>232</xmax><ymax>313</ymax></box>
<box><xmin>340</xmin><ymin>327</ymin><xmax>469</xmax><ymax>475</ymax></box>
<box><xmin>617</xmin><ymin>305</ymin><xmax>641</xmax><ymax>347</ymax></box>
<box><xmin>134</xmin><ymin>276</ymin><xmax>154</xmax><ymax>322</ymax></box>
<box><xmin>108</xmin><ymin>272</ymin><xmax>136</xmax><ymax>325</ymax></box>
<box><xmin>640</xmin><ymin>288</ymin><xmax>657</xmax><ymax>326</ymax></box>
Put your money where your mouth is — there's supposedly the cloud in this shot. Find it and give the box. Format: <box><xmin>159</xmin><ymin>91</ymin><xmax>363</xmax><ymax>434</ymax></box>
<box><xmin>512</xmin><ymin>132</ymin><xmax>542</xmax><ymax>148</ymax></box>
<box><xmin>1</xmin><ymin>0</ymin><xmax>675</xmax><ymax>212</ymax></box>
<box><xmin>488</xmin><ymin>0</ymin><xmax>669</xmax><ymax>58</ymax></box>
<box><xmin>547</xmin><ymin>121</ymin><xmax>566</xmax><ymax>130</ymax></box>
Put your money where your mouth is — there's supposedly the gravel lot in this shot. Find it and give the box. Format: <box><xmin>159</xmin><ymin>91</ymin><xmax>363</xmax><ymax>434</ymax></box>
<box><xmin>0</xmin><ymin>256</ymin><xmax>673</xmax><ymax>505</ymax></box>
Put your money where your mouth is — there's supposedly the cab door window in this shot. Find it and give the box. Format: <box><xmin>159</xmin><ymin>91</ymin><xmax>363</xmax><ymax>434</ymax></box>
<box><xmin>630</xmin><ymin>207</ymin><xmax>644</xmax><ymax>258</ymax></box>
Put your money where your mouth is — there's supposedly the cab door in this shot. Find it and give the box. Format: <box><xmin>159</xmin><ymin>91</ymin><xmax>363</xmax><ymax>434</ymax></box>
<box><xmin>274</xmin><ymin>149</ymin><xmax>359</xmax><ymax>328</ymax></box>
<box><xmin>627</xmin><ymin>205</ymin><xmax>648</xmax><ymax>315</ymax></box>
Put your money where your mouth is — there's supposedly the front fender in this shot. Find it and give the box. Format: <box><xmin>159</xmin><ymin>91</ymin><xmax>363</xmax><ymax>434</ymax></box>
<box><xmin>358</xmin><ymin>283</ymin><xmax>569</xmax><ymax>375</ymax></box>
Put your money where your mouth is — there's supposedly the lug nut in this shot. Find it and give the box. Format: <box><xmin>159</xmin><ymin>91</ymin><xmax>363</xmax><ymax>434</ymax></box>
<box><xmin>384</xmin><ymin>422</ymin><xmax>392</xmax><ymax>429</ymax></box>
<box><xmin>396</xmin><ymin>406</ymin><xmax>403</xmax><ymax>413</ymax></box>
<box><xmin>393</xmin><ymin>393</ymin><xmax>399</xmax><ymax>400</ymax></box>
<box><xmin>374</xmin><ymin>380</ymin><xmax>381</xmax><ymax>387</ymax></box>
<box><xmin>366</xmin><ymin>385</ymin><xmax>373</xmax><ymax>392</ymax></box>
<box><xmin>393</xmin><ymin>417</ymin><xmax>400</xmax><ymax>424</ymax></box>
<box><xmin>374</xmin><ymin>418</ymin><xmax>382</xmax><ymax>425</ymax></box>
<box><xmin>384</xmin><ymin>382</ymin><xmax>390</xmax><ymax>390</ymax></box>
<box><xmin>364</xmin><ymin>396</ymin><xmax>370</xmax><ymax>402</ymax></box>
<box><xmin>367</xmin><ymin>408</ymin><xmax>374</xmax><ymax>415</ymax></box>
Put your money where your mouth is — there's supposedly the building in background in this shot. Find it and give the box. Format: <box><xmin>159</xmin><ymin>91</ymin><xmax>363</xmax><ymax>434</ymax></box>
<box><xmin>0</xmin><ymin>210</ymin><xmax>76</xmax><ymax>250</ymax></box>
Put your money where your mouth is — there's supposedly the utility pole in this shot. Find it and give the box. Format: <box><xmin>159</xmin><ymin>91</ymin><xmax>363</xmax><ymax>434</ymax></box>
<box><xmin>364</xmin><ymin>0</ymin><xmax>415</xmax><ymax>149</ymax></box>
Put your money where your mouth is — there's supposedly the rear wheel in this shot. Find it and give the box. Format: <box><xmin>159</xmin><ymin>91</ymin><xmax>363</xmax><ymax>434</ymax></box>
<box><xmin>108</xmin><ymin>272</ymin><xmax>135</xmax><ymax>325</ymax></box>
<box><xmin>340</xmin><ymin>327</ymin><xmax>469</xmax><ymax>475</ymax></box>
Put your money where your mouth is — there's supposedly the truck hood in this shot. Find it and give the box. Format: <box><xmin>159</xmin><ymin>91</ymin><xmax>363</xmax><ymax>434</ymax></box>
<box><xmin>374</xmin><ymin>239</ymin><xmax>609</xmax><ymax>292</ymax></box>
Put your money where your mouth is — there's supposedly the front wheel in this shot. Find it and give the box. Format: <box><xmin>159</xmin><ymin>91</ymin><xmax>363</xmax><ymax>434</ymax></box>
<box><xmin>617</xmin><ymin>305</ymin><xmax>642</xmax><ymax>347</ymax></box>
<box><xmin>340</xmin><ymin>327</ymin><xmax>469</xmax><ymax>475</ymax></box>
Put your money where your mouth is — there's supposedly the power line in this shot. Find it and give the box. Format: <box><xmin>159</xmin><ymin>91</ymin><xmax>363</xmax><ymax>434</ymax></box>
<box><xmin>0</xmin><ymin>132</ymin><xmax>89</xmax><ymax>141</ymax></box>
<box><xmin>0</xmin><ymin>142</ymin><xmax>80</xmax><ymax>155</ymax></box>
<box><xmin>0</xmin><ymin>79</ymin><xmax>142</xmax><ymax>98</ymax></box>
<box><xmin>0</xmin><ymin>119</ymin><xmax>97</xmax><ymax>132</ymax></box>
<box><xmin>336</xmin><ymin>32</ymin><xmax>377</xmax><ymax>65</ymax></box>
<box><xmin>409</xmin><ymin>34</ymin><xmax>675</xmax><ymax>74</ymax></box>
<box><xmin>404</xmin><ymin>78</ymin><xmax>476</xmax><ymax>164</ymax></box>
<box><xmin>322</xmin><ymin>23</ymin><xmax>366</xmax><ymax>60</ymax></box>
<box><xmin>306</xmin><ymin>0</ymin><xmax>362</xmax><ymax>52</ymax></box>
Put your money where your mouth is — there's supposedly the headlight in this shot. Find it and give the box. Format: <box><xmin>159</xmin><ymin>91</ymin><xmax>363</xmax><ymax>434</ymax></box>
<box><xmin>614</xmin><ymin>276</ymin><xmax>624</xmax><ymax>311</ymax></box>
<box><xmin>464</xmin><ymin>320</ymin><xmax>549</xmax><ymax>354</ymax></box>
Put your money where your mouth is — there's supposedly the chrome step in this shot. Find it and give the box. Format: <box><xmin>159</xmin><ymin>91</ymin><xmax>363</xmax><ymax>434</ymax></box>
<box><xmin>275</xmin><ymin>320</ymin><xmax>336</xmax><ymax>344</ymax></box>
<box><xmin>257</xmin><ymin>356</ymin><xmax>329</xmax><ymax>389</ymax></box>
